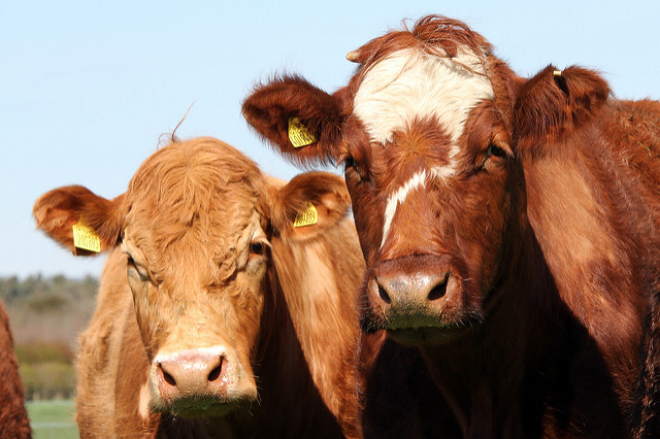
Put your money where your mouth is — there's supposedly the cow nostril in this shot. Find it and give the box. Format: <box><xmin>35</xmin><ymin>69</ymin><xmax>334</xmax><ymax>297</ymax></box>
<box><xmin>428</xmin><ymin>280</ymin><xmax>448</xmax><ymax>301</ymax></box>
<box><xmin>159</xmin><ymin>363</ymin><xmax>177</xmax><ymax>386</ymax></box>
<box><xmin>378</xmin><ymin>284</ymin><xmax>392</xmax><ymax>304</ymax></box>
<box><xmin>208</xmin><ymin>358</ymin><xmax>223</xmax><ymax>382</ymax></box>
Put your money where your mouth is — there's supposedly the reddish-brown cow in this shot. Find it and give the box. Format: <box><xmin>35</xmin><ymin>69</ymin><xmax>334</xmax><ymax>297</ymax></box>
<box><xmin>33</xmin><ymin>137</ymin><xmax>364</xmax><ymax>438</ymax></box>
<box><xmin>243</xmin><ymin>16</ymin><xmax>655</xmax><ymax>437</ymax></box>
<box><xmin>514</xmin><ymin>66</ymin><xmax>660</xmax><ymax>439</ymax></box>
<box><xmin>0</xmin><ymin>300</ymin><xmax>31</xmax><ymax>438</ymax></box>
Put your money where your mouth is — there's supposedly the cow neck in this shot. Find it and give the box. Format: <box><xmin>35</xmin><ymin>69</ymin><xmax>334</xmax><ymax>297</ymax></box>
<box><xmin>416</xmin><ymin>219</ymin><xmax>566</xmax><ymax>437</ymax></box>
<box><xmin>244</xmin><ymin>261</ymin><xmax>347</xmax><ymax>438</ymax></box>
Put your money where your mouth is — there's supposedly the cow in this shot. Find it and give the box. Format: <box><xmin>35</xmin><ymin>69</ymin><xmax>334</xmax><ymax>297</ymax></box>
<box><xmin>0</xmin><ymin>300</ymin><xmax>32</xmax><ymax>438</ymax></box>
<box><xmin>513</xmin><ymin>65</ymin><xmax>660</xmax><ymax>438</ymax></box>
<box><xmin>33</xmin><ymin>136</ymin><xmax>365</xmax><ymax>438</ymax></box>
<box><xmin>242</xmin><ymin>15</ymin><xmax>656</xmax><ymax>437</ymax></box>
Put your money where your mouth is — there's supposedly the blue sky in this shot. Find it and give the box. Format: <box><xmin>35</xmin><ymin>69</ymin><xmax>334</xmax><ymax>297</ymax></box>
<box><xmin>3</xmin><ymin>0</ymin><xmax>660</xmax><ymax>278</ymax></box>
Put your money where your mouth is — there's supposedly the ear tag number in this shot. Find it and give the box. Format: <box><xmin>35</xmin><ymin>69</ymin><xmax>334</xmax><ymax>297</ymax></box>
<box><xmin>72</xmin><ymin>219</ymin><xmax>101</xmax><ymax>253</ymax></box>
<box><xmin>293</xmin><ymin>202</ymin><xmax>318</xmax><ymax>228</ymax></box>
<box><xmin>288</xmin><ymin>117</ymin><xmax>317</xmax><ymax>148</ymax></box>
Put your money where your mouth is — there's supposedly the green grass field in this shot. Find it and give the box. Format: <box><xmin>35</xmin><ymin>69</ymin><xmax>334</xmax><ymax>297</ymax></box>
<box><xmin>26</xmin><ymin>400</ymin><xmax>78</xmax><ymax>439</ymax></box>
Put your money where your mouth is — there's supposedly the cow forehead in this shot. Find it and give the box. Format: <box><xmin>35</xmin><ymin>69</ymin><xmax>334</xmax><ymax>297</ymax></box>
<box><xmin>353</xmin><ymin>47</ymin><xmax>494</xmax><ymax>149</ymax></box>
<box><xmin>124</xmin><ymin>192</ymin><xmax>266</xmax><ymax>284</ymax></box>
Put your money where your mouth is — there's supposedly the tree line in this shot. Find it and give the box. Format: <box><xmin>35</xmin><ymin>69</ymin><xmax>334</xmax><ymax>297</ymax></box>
<box><xmin>0</xmin><ymin>275</ymin><xmax>99</xmax><ymax>400</ymax></box>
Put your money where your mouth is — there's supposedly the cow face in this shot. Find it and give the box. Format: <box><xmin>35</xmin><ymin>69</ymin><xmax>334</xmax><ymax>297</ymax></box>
<box><xmin>120</xmin><ymin>142</ymin><xmax>271</xmax><ymax>417</ymax></box>
<box><xmin>33</xmin><ymin>137</ymin><xmax>353</xmax><ymax>417</ymax></box>
<box><xmin>243</xmin><ymin>16</ymin><xmax>524</xmax><ymax>345</ymax></box>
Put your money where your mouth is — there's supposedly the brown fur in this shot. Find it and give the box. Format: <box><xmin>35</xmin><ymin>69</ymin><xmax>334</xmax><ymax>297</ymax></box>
<box><xmin>0</xmin><ymin>300</ymin><xmax>32</xmax><ymax>438</ymax></box>
<box><xmin>515</xmin><ymin>66</ymin><xmax>660</xmax><ymax>438</ymax></box>
<box><xmin>243</xmin><ymin>15</ymin><xmax>656</xmax><ymax>438</ymax></box>
<box><xmin>34</xmin><ymin>137</ymin><xmax>365</xmax><ymax>438</ymax></box>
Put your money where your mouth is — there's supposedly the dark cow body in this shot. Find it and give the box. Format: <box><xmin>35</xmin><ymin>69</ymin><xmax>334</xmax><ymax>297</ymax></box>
<box><xmin>0</xmin><ymin>300</ymin><xmax>31</xmax><ymax>438</ymax></box>
<box><xmin>34</xmin><ymin>137</ymin><xmax>364</xmax><ymax>438</ymax></box>
<box><xmin>637</xmin><ymin>288</ymin><xmax>660</xmax><ymax>438</ymax></box>
<box><xmin>243</xmin><ymin>16</ymin><xmax>659</xmax><ymax>438</ymax></box>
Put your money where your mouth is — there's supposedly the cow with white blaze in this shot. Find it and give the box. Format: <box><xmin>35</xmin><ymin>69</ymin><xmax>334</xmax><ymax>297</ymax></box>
<box><xmin>243</xmin><ymin>15</ymin><xmax>655</xmax><ymax>438</ymax></box>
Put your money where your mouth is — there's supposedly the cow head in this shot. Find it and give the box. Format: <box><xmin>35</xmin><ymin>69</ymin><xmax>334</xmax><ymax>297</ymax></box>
<box><xmin>243</xmin><ymin>16</ymin><xmax>525</xmax><ymax>345</ymax></box>
<box><xmin>33</xmin><ymin>137</ymin><xmax>353</xmax><ymax>417</ymax></box>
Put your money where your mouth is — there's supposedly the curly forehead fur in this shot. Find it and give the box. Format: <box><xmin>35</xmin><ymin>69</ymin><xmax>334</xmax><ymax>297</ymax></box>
<box><xmin>124</xmin><ymin>137</ymin><xmax>269</xmax><ymax>280</ymax></box>
<box><xmin>350</xmin><ymin>15</ymin><xmax>492</xmax><ymax>70</ymax></box>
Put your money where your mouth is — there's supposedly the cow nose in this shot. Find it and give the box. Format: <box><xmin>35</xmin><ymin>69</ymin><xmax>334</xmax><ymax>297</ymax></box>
<box><xmin>156</xmin><ymin>350</ymin><xmax>228</xmax><ymax>403</ymax></box>
<box><xmin>374</xmin><ymin>273</ymin><xmax>449</xmax><ymax>310</ymax></box>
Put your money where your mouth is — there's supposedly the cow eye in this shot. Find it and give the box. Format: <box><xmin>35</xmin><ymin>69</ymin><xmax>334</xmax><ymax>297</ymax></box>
<box><xmin>127</xmin><ymin>254</ymin><xmax>137</xmax><ymax>270</ymax></box>
<box><xmin>249</xmin><ymin>241</ymin><xmax>270</xmax><ymax>262</ymax></box>
<box><xmin>127</xmin><ymin>254</ymin><xmax>150</xmax><ymax>282</ymax></box>
<box><xmin>343</xmin><ymin>155</ymin><xmax>366</xmax><ymax>182</ymax></box>
<box><xmin>250</xmin><ymin>242</ymin><xmax>264</xmax><ymax>256</ymax></box>
<box><xmin>486</xmin><ymin>143</ymin><xmax>507</xmax><ymax>159</ymax></box>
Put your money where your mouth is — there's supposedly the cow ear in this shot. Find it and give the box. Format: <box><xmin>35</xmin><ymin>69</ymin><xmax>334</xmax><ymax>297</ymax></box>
<box><xmin>269</xmin><ymin>172</ymin><xmax>352</xmax><ymax>241</ymax></box>
<box><xmin>33</xmin><ymin>185</ymin><xmax>126</xmax><ymax>256</ymax></box>
<box><xmin>514</xmin><ymin>65</ymin><xmax>610</xmax><ymax>150</ymax></box>
<box><xmin>243</xmin><ymin>75</ymin><xmax>345</xmax><ymax>167</ymax></box>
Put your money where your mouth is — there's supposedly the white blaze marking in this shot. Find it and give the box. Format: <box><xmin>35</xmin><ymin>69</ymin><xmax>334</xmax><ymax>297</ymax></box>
<box><xmin>353</xmin><ymin>46</ymin><xmax>495</xmax><ymax>250</ymax></box>
<box><xmin>429</xmin><ymin>165</ymin><xmax>457</xmax><ymax>181</ymax></box>
<box><xmin>380</xmin><ymin>166</ymin><xmax>458</xmax><ymax>249</ymax></box>
<box><xmin>381</xmin><ymin>170</ymin><xmax>427</xmax><ymax>249</ymax></box>
<box><xmin>353</xmin><ymin>46</ymin><xmax>494</xmax><ymax>168</ymax></box>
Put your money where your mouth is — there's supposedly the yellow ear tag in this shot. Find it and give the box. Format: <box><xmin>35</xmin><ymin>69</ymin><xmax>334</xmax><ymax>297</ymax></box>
<box><xmin>288</xmin><ymin>117</ymin><xmax>317</xmax><ymax>148</ymax></box>
<box><xmin>72</xmin><ymin>220</ymin><xmax>101</xmax><ymax>253</ymax></box>
<box><xmin>293</xmin><ymin>202</ymin><xmax>319</xmax><ymax>228</ymax></box>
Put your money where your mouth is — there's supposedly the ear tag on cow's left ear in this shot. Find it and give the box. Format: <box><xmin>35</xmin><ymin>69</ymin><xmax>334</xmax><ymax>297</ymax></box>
<box><xmin>293</xmin><ymin>201</ymin><xmax>318</xmax><ymax>228</ymax></box>
<box><xmin>288</xmin><ymin>117</ymin><xmax>317</xmax><ymax>148</ymax></box>
<box><xmin>72</xmin><ymin>219</ymin><xmax>101</xmax><ymax>253</ymax></box>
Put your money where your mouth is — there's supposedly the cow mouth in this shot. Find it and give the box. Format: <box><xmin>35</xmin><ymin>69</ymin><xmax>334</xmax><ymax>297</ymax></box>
<box><xmin>157</xmin><ymin>396</ymin><xmax>251</xmax><ymax>418</ymax></box>
<box><xmin>361</xmin><ymin>307</ymin><xmax>483</xmax><ymax>345</ymax></box>
<box><xmin>378</xmin><ymin>309</ymin><xmax>484</xmax><ymax>346</ymax></box>
<box><xmin>387</xmin><ymin>324</ymin><xmax>474</xmax><ymax>346</ymax></box>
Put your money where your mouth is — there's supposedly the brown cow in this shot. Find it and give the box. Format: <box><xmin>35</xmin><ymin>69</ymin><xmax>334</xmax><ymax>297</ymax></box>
<box><xmin>243</xmin><ymin>15</ymin><xmax>655</xmax><ymax>437</ymax></box>
<box><xmin>0</xmin><ymin>300</ymin><xmax>31</xmax><ymax>438</ymax></box>
<box><xmin>33</xmin><ymin>137</ymin><xmax>365</xmax><ymax>438</ymax></box>
<box><xmin>513</xmin><ymin>65</ymin><xmax>660</xmax><ymax>438</ymax></box>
